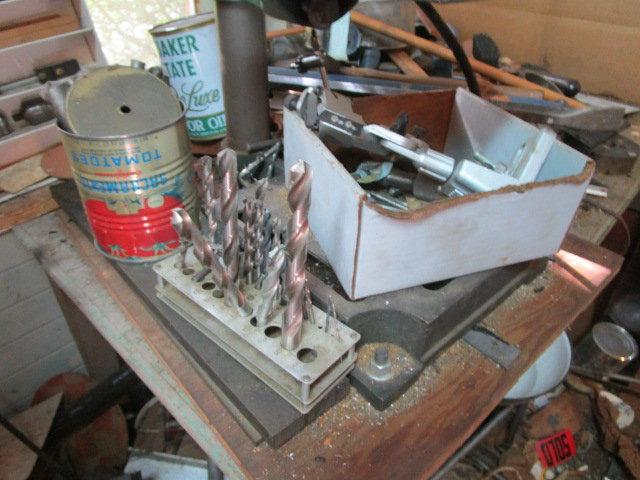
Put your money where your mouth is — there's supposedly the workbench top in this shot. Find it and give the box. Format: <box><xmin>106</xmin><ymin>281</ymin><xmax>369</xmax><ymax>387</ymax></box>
<box><xmin>14</xmin><ymin>213</ymin><xmax>622</xmax><ymax>480</ymax></box>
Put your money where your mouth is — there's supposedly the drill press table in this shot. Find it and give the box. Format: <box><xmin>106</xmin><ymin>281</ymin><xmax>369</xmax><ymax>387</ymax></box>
<box><xmin>14</xmin><ymin>207</ymin><xmax>621</xmax><ymax>479</ymax></box>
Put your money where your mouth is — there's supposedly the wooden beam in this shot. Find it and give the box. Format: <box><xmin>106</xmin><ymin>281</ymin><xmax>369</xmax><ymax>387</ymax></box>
<box><xmin>387</xmin><ymin>49</ymin><xmax>429</xmax><ymax>78</ymax></box>
<box><xmin>0</xmin><ymin>186</ymin><xmax>58</xmax><ymax>234</ymax></box>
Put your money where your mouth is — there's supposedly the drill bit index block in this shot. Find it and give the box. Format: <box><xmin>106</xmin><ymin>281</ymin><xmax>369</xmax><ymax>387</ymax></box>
<box><xmin>154</xmin><ymin>248</ymin><xmax>360</xmax><ymax>413</ymax></box>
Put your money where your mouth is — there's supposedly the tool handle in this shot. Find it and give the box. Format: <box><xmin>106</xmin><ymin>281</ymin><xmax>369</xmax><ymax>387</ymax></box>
<box><xmin>350</xmin><ymin>11</ymin><xmax>585</xmax><ymax>109</ymax></box>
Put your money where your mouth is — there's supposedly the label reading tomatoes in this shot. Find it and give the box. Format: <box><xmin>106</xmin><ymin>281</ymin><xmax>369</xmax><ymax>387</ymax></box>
<box><xmin>535</xmin><ymin>429</ymin><xmax>577</xmax><ymax>468</ymax></box>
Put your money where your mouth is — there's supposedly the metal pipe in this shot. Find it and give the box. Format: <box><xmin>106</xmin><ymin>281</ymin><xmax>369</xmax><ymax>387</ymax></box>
<box><xmin>216</xmin><ymin>0</ymin><xmax>271</xmax><ymax>151</ymax></box>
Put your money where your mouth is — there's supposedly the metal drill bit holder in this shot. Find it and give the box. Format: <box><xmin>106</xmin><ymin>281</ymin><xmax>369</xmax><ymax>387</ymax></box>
<box><xmin>154</xmin><ymin>249</ymin><xmax>360</xmax><ymax>413</ymax></box>
<box><xmin>155</xmin><ymin>154</ymin><xmax>359</xmax><ymax>413</ymax></box>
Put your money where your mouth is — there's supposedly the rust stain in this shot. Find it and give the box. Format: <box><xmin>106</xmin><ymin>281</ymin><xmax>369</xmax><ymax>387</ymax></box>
<box><xmin>350</xmin><ymin>196</ymin><xmax>365</xmax><ymax>299</ymax></box>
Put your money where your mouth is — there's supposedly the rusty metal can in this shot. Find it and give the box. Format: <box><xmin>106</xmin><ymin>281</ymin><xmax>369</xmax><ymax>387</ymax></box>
<box><xmin>150</xmin><ymin>13</ymin><xmax>226</xmax><ymax>141</ymax></box>
<box><xmin>60</xmin><ymin>113</ymin><xmax>197</xmax><ymax>262</ymax></box>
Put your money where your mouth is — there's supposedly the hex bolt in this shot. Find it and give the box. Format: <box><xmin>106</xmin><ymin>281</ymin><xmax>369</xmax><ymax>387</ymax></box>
<box><xmin>374</xmin><ymin>347</ymin><xmax>389</xmax><ymax>366</ymax></box>
<box><xmin>367</xmin><ymin>346</ymin><xmax>392</xmax><ymax>381</ymax></box>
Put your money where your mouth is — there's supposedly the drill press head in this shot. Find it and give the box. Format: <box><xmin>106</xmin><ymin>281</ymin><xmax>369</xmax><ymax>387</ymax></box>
<box><xmin>263</xmin><ymin>0</ymin><xmax>358</xmax><ymax>28</ymax></box>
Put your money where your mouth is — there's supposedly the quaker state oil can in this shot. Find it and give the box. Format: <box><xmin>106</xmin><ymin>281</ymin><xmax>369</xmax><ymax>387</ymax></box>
<box><xmin>150</xmin><ymin>13</ymin><xmax>226</xmax><ymax>141</ymax></box>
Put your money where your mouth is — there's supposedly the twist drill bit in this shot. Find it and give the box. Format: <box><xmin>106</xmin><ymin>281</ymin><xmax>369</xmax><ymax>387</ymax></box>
<box><xmin>171</xmin><ymin>208</ymin><xmax>251</xmax><ymax>316</ymax></box>
<box><xmin>255</xmin><ymin>247</ymin><xmax>286</xmax><ymax>326</ymax></box>
<box><xmin>201</xmin><ymin>156</ymin><xmax>219</xmax><ymax>245</ymax></box>
<box><xmin>255</xmin><ymin>178</ymin><xmax>268</xmax><ymax>201</ymax></box>
<box><xmin>252</xmin><ymin>205</ymin><xmax>266</xmax><ymax>282</ymax></box>
<box><xmin>303</xmin><ymin>284</ymin><xmax>316</xmax><ymax>325</ymax></box>
<box><xmin>218</xmin><ymin>149</ymin><xmax>239</xmax><ymax>282</ymax></box>
<box><xmin>281</xmin><ymin>160</ymin><xmax>312</xmax><ymax>351</ymax></box>
<box><xmin>242</xmin><ymin>201</ymin><xmax>256</xmax><ymax>283</ymax></box>
<box><xmin>171</xmin><ymin>208</ymin><xmax>214</xmax><ymax>268</ymax></box>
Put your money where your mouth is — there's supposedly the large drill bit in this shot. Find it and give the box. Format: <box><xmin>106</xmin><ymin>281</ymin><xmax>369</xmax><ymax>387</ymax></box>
<box><xmin>255</xmin><ymin>247</ymin><xmax>286</xmax><ymax>326</ymax></box>
<box><xmin>171</xmin><ymin>208</ymin><xmax>251</xmax><ymax>316</ymax></box>
<box><xmin>218</xmin><ymin>149</ymin><xmax>239</xmax><ymax>283</ymax></box>
<box><xmin>281</xmin><ymin>160</ymin><xmax>312</xmax><ymax>350</ymax></box>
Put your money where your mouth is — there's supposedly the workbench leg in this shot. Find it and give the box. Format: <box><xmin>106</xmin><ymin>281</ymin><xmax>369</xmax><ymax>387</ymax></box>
<box><xmin>208</xmin><ymin>457</ymin><xmax>225</xmax><ymax>480</ymax></box>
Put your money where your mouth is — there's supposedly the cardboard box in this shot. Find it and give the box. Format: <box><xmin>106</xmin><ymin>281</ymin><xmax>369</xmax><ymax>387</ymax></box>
<box><xmin>435</xmin><ymin>0</ymin><xmax>640</xmax><ymax>105</ymax></box>
<box><xmin>284</xmin><ymin>89</ymin><xmax>593</xmax><ymax>299</ymax></box>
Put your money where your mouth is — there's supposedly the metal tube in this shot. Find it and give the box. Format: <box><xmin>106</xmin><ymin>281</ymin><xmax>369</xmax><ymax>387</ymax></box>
<box><xmin>216</xmin><ymin>0</ymin><xmax>271</xmax><ymax>151</ymax></box>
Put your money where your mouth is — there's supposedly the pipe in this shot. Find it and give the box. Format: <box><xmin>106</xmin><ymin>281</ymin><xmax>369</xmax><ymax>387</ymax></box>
<box><xmin>217</xmin><ymin>1</ymin><xmax>272</xmax><ymax>151</ymax></box>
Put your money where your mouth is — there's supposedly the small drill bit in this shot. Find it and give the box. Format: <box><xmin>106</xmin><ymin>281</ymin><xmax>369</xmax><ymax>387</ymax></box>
<box><xmin>255</xmin><ymin>178</ymin><xmax>268</xmax><ymax>201</ymax></box>
<box><xmin>324</xmin><ymin>295</ymin><xmax>336</xmax><ymax>334</ymax></box>
<box><xmin>281</xmin><ymin>160</ymin><xmax>312</xmax><ymax>351</ymax></box>
<box><xmin>255</xmin><ymin>247</ymin><xmax>286</xmax><ymax>326</ymax></box>
<box><xmin>172</xmin><ymin>208</ymin><xmax>251</xmax><ymax>316</ymax></box>
<box><xmin>242</xmin><ymin>201</ymin><xmax>256</xmax><ymax>283</ymax></box>
<box><xmin>218</xmin><ymin>149</ymin><xmax>239</xmax><ymax>283</ymax></box>
<box><xmin>303</xmin><ymin>284</ymin><xmax>316</xmax><ymax>325</ymax></box>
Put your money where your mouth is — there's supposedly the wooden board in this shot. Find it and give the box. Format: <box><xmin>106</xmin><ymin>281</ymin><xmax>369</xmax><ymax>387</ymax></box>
<box><xmin>0</xmin><ymin>182</ymin><xmax>57</xmax><ymax>217</ymax></box>
<box><xmin>0</xmin><ymin>186</ymin><xmax>58</xmax><ymax>234</ymax></box>
<box><xmin>0</xmin><ymin>5</ymin><xmax>80</xmax><ymax>49</ymax></box>
<box><xmin>0</xmin><ymin>393</ymin><xmax>62</xmax><ymax>480</ymax></box>
<box><xmin>0</xmin><ymin>155</ymin><xmax>47</xmax><ymax>193</ymax></box>
<box><xmin>40</xmin><ymin>144</ymin><xmax>72</xmax><ymax>179</ymax></box>
<box><xmin>387</xmin><ymin>49</ymin><xmax>430</xmax><ymax>78</ymax></box>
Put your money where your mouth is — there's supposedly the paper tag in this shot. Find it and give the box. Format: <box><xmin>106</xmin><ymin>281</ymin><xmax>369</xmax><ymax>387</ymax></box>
<box><xmin>535</xmin><ymin>429</ymin><xmax>577</xmax><ymax>468</ymax></box>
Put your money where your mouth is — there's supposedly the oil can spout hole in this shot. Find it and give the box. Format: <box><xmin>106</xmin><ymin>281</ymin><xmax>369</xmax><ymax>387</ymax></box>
<box><xmin>120</xmin><ymin>105</ymin><xmax>131</xmax><ymax>114</ymax></box>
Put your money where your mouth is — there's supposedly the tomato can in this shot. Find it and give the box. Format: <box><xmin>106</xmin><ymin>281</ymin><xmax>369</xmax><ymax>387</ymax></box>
<box><xmin>150</xmin><ymin>13</ymin><xmax>226</xmax><ymax>141</ymax></box>
<box><xmin>60</xmin><ymin>113</ymin><xmax>197</xmax><ymax>263</ymax></box>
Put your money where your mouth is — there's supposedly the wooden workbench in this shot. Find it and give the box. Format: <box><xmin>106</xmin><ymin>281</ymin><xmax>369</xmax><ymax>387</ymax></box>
<box><xmin>5</xmin><ymin>116</ymin><xmax>639</xmax><ymax>480</ymax></box>
<box><xmin>14</xmin><ymin>211</ymin><xmax>622</xmax><ymax>480</ymax></box>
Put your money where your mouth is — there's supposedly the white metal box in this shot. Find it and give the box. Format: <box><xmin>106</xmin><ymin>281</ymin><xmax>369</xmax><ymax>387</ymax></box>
<box><xmin>284</xmin><ymin>89</ymin><xmax>594</xmax><ymax>299</ymax></box>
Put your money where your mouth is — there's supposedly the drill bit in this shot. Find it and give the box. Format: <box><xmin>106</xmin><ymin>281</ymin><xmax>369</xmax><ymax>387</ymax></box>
<box><xmin>303</xmin><ymin>284</ymin><xmax>316</xmax><ymax>325</ymax></box>
<box><xmin>255</xmin><ymin>178</ymin><xmax>268</xmax><ymax>201</ymax></box>
<box><xmin>171</xmin><ymin>207</ymin><xmax>251</xmax><ymax>316</ymax></box>
<box><xmin>241</xmin><ymin>200</ymin><xmax>256</xmax><ymax>284</ymax></box>
<box><xmin>171</xmin><ymin>208</ymin><xmax>214</xmax><ymax>268</ymax></box>
<box><xmin>201</xmin><ymin>156</ymin><xmax>219</xmax><ymax>246</ymax></box>
<box><xmin>218</xmin><ymin>149</ymin><xmax>239</xmax><ymax>282</ymax></box>
<box><xmin>281</xmin><ymin>160</ymin><xmax>312</xmax><ymax>351</ymax></box>
<box><xmin>255</xmin><ymin>247</ymin><xmax>286</xmax><ymax>326</ymax></box>
<box><xmin>324</xmin><ymin>294</ymin><xmax>336</xmax><ymax>334</ymax></box>
<box><xmin>252</xmin><ymin>204</ymin><xmax>265</xmax><ymax>283</ymax></box>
